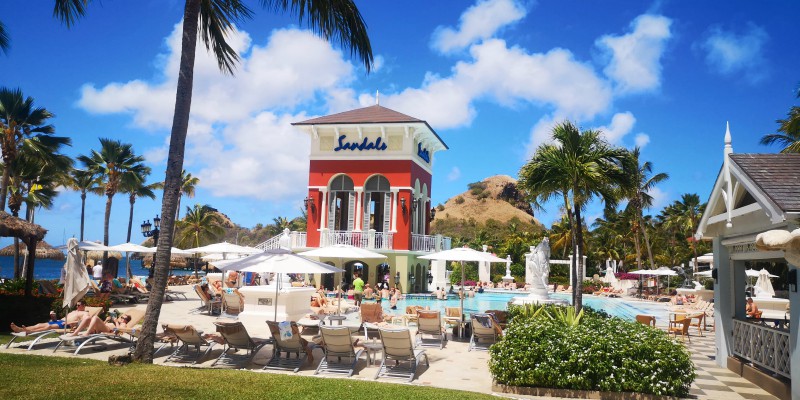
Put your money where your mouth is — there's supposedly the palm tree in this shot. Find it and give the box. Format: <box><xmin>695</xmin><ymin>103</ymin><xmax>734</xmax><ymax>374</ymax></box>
<box><xmin>519</xmin><ymin>121</ymin><xmax>629</xmax><ymax>312</ymax></box>
<box><xmin>104</xmin><ymin>0</ymin><xmax>374</xmax><ymax>363</ymax></box>
<box><xmin>0</xmin><ymin>1</ymin><xmax>88</xmax><ymax>55</ymax></box>
<box><xmin>672</xmin><ymin>193</ymin><xmax>705</xmax><ymax>274</ymax></box>
<box><xmin>760</xmin><ymin>86</ymin><xmax>800</xmax><ymax>153</ymax></box>
<box><xmin>120</xmin><ymin>170</ymin><xmax>162</xmax><ymax>278</ymax></box>
<box><xmin>622</xmin><ymin>147</ymin><xmax>668</xmax><ymax>270</ymax></box>
<box><xmin>0</xmin><ymin>87</ymin><xmax>67</xmax><ymax>211</ymax></box>
<box><xmin>175</xmin><ymin>204</ymin><xmax>225</xmax><ymax>249</ymax></box>
<box><xmin>78</xmin><ymin>138</ymin><xmax>147</xmax><ymax>266</ymax></box>
<box><xmin>0</xmin><ymin>22</ymin><xmax>8</xmax><ymax>55</ymax></box>
<box><xmin>173</xmin><ymin>169</ymin><xmax>199</xmax><ymax>235</ymax></box>
<box><xmin>66</xmin><ymin>168</ymin><xmax>101</xmax><ymax>241</ymax></box>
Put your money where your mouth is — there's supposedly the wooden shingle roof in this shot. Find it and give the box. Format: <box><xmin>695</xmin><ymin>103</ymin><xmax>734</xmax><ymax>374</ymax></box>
<box><xmin>293</xmin><ymin>105</ymin><xmax>423</xmax><ymax>125</ymax></box>
<box><xmin>730</xmin><ymin>153</ymin><xmax>800</xmax><ymax>212</ymax></box>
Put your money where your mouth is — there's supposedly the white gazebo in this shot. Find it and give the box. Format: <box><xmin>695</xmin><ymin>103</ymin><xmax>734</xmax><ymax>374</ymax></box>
<box><xmin>696</xmin><ymin>124</ymin><xmax>798</xmax><ymax>399</ymax></box>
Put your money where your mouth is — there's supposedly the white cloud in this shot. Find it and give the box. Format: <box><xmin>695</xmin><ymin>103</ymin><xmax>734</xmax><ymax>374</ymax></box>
<box><xmin>635</xmin><ymin>133</ymin><xmax>650</xmax><ymax>147</ymax></box>
<box><xmin>525</xmin><ymin>114</ymin><xmax>561</xmax><ymax>157</ymax></box>
<box><xmin>596</xmin><ymin>14</ymin><xmax>672</xmax><ymax>94</ymax></box>
<box><xmin>646</xmin><ymin>186</ymin><xmax>668</xmax><ymax>211</ymax></box>
<box><xmin>597</xmin><ymin>112</ymin><xmax>635</xmax><ymax>144</ymax></box>
<box><xmin>431</xmin><ymin>0</ymin><xmax>526</xmax><ymax>54</ymax></box>
<box><xmin>447</xmin><ymin>167</ymin><xmax>462</xmax><ymax>181</ymax></box>
<box><xmin>77</xmin><ymin>24</ymin><xmax>357</xmax><ymax>202</ymax></box>
<box><xmin>699</xmin><ymin>24</ymin><xmax>768</xmax><ymax>84</ymax></box>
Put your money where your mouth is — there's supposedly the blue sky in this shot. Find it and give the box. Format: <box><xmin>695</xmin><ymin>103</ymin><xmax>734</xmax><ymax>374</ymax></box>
<box><xmin>0</xmin><ymin>0</ymin><xmax>798</xmax><ymax>247</ymax></box>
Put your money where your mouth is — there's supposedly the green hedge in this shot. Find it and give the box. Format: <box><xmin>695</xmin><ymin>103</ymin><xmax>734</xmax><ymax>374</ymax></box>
<box><xmin>490</xmin><ymin>305</ymin><xmax>695</xmax><ymax>397</ymax></box>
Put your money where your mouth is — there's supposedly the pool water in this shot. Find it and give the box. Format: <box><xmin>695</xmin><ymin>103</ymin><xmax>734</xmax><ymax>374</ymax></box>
<box><xmin>366</xmin><ymin>292</ymin><xmax>668</xmax><ymax>324</ymax></box>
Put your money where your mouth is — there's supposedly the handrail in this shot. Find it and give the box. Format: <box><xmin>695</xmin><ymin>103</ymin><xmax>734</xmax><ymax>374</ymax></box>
<box><xmin>732</xmin><ymin>318</ymin><xmax>790</xmax><ymax>378</ymax></box>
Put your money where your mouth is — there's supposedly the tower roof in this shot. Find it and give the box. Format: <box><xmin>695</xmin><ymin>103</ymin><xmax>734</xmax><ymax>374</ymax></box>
<box><xmin>293</xmin><ymin>105</ymin><xmax>423</xmax><ymax>125</ymax></box>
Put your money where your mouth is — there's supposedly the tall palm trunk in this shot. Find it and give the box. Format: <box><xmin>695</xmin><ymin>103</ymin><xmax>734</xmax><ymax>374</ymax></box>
<box><xmin>79</xmin><ymin>191</ymin><xmax>87</xmax><ymax>241</ymax></box>
<box><xmin>134</xmin><ymin>0</ymin><xmax>199</xmax><ymax>363</ymax></box>
<box><xmin>125</xmin><ymin>194</ymin><xmax>136</xmax><ymax>279</ymax></box>
<box><xmin>23</xmin><ymin>239</ymin><xmax>36</xmax><ymax>296</ymax></box>
<box><xmin>0</xmin><ymin>167</ymin><xmax>8</xmax><ymax>211</ymax></box>
<box><xmin>173</xmin><ymin>195</ymin><xmax>182</xmax><ymax>236</ymax></box>
<box><xmin>573</xmin><ymin>203</ymin><xmax>584</xmax><ymax>312</ymax></box>
<box><xmin>640</xmin><ymin>215</ymin><xmax>655</xmax><ymax>268</ymax></box>
<box><xmin>633</xmin><ymin>225</ymin><xmax>642</xmax><ymax>269</ymax></box>
<box><xmin>102</xmin><ymin>193</ymin><xmax>113</xmax><ymax>272</ymax></box>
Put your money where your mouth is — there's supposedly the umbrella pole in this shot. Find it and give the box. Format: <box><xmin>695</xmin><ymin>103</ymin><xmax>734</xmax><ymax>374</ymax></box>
<box><xmin>460</xmin><ymin>261</ymin><xmax>465</xmax><ymax>323</ymax></box>
<box><xmin>274</xmin><ymin>273</ymin><xmax>280</xmax><ymax>322</ymax></box>
<box><xmin>125</xmin><ymin>251</ymin><xmax>132</xmax><ymax>280</ymax></box>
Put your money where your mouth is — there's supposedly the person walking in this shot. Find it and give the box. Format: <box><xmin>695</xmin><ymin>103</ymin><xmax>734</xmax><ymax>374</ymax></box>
<box><xmin>353</xmin><ymin>272</ymin><xmax>365</xmax><ymax>307</ymax></box>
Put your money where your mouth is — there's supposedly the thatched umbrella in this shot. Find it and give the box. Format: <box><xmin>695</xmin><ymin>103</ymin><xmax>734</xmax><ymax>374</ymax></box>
<box><xmin>141</xmin><ymin>252</ymin><xmax>189</xmax><ymax>268</ymax></box>
<box><xmin>0</xmin><ymin>240</ymin><xmax>65</xmax><ymax>260</ymax></box>
<box><xmin>0</xmin><ymin>210</ymin><xmax>47</xmax><ymax>296</ymax></box>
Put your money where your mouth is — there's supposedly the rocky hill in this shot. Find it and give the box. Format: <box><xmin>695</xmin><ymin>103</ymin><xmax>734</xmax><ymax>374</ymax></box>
<box><xmin>432</xmin><ymin>175</ymin><xmax>541</xmax><ymax>227</ymax></box>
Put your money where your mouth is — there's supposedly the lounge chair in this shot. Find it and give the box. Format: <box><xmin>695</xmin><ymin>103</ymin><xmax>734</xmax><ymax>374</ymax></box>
<box><xmin>130</xmin><ymin>277</ymin><xmax>186</xmax><ymax>301</ymax></box>
<box><xmin>162</xmin><ymin>324</ymin><xmax>217</xmax><ymax>364</ymax></box>
<box><xmin>6</xmin><ymin>306</ymin><xmax>103</xmax><ymax>350</ymax></box>
<box><xmin>314</xmin><ymin>325</ymin><xmax>364</xmax><ymax>377</ymax></box>
<box><xmin>415</xmin><ymin>310</ymin><xmax>445</xmax><ymax>349</ymax></box>
<box><xmin>193</xmin><ymin>285</ymin><xmax>221</xmax><ymax>315</ymax></box>
<box><xmin>264</xmin><ymin>321</ymin><xmax>309</xmax><ymax>372</ymax></box>
<box><xmin>404</xmin><ymin>305</ymin><xmax>426</xmax><ymax>326</ymax></box>
<box><xmin>211</xmin><ymin>321</ymin><xmax>270</xmax><ymax>367</ymax></box>
<box><xmin>375</xmin><ymin>327</ymin><xmax>428</xmax><ymax>382</ymax></box>
<box><xmin>635</xmin><ymin>314</ymin><xmax>656</xmax><ymax>327</ymax></box>
<box><xmin>360</xmin><ymin>302</ymin><xmax>385</xmax><ymax>324</ymax></box>
<box><xmin>469</xmin><ymin>313</ymin><xmax>502</xmax><ymax>351</ymax></box>
<box><xmin>221</xmin><ymin>289</ymin><xmax>244</xmax><ymax>318</ymax></box>
<box><xmin>54</xmin><ymin>308</ymin><xmax>146</xmax><ymax>355</ymax></box>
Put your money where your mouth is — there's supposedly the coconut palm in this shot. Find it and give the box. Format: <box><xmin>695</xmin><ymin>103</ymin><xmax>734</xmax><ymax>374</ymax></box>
<box><xmin>0</xmin><ymin>22</ymin><xmax>8</xmax><ymax>55</ymax></box>
<box><xmin>121</xmin><ymin>168</ymin><xmax>162</xmax><ymax>243</ymax></box>
<box><xmin>519</xmin><ymin>121</ymin><xmax>629</xmax><ymax>312</ymax></box>
<box><xmin>760</xmin><ymin>87</ymin><xmax>800</xmax><ymax>153</ymax></box>
<box><xmin>670</xmin><ymin>193</ymin><xmax>705</xmax><ymax>273</ymax></box>
<box><xmin>173</xmin><ymin>169</ymin><xmax>199</xmax><ymax>235</ymax></box>
<box><xmin>0</xmin><ymin>87</ymin><xmax>67</xmax><ymax>211</ymax></box>
<box><xmin>66</xmin><ymin>168</ymin><xmax>101</xmax><ymax>241</ymax></box>
<box><xmin>78</xmin><ymin>138</ymin><xmax>147</xmax><ymax>265</ymax></box>
<box><xmin>622</xmin><ymin>147</ymin><xmax>668</xmax><ymax>270</ymax></box>
<box><xmin>175</xmin><ymin>204</ymin><xmax>225</xmax><ymax>249</ymax></box>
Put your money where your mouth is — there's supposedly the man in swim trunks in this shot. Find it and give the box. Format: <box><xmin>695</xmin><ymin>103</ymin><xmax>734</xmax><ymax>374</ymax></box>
<box><xmin>10</xmin><ymin>301</ymin><xmax>89</xmax><ymax>334</ymax></box>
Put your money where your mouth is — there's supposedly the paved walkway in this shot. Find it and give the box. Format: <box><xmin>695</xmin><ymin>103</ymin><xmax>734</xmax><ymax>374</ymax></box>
<box><xmin>1</xmin><ymin>286</ymin><xmax>781</xmax><ymax>399</ymax></box>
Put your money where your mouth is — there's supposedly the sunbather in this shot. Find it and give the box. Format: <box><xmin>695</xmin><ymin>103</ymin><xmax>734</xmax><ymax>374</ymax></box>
<box><xmin>10</xmin><ymin>301</ymin><xmax>89</xmax><ymax>334</ymax></box>
<box><xmin>71</xmin><ymin>313</ymin><xmax>131</xmax><ymax>336</ymax></box>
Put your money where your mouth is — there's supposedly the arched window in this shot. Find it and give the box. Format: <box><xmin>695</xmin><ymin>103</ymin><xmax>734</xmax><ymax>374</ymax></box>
<box><xmin>362</xmin><ymin>175</ymin><xmax>392</xmax><ymax>237</ymax></box>
<box><xmin>328</xmin><ymin>175</ymin><xmax>355</xmax><ymax>231</ymax></box>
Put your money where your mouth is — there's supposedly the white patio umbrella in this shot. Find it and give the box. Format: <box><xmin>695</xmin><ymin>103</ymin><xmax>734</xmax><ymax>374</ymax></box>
<box><xmin>694</xmin><ymin>270</ymin><xmax>713</xmax><ymax>277</ymax></box>
<box><xmin>77</xmin><ymin>241</ymin><xmax>113</xmax><ymax>251</ymax></box>
<box><xmin>62</xmin><ymin>238</ymin><xmax>91</xmax><ymax>308</ymax></box>
<box><xmin>299</xmin><ymin>244</ymin><xmax>387</xmax><ymax>315</ymax></box>
<box><xmin>696</xmin><ymin>253</ymin><xmax>714</xmax><ymax>265</ymax></box>
<box><xmin>420</xmin><ymin>247</ymin><xmax>508</xmax><ymax>321</ymax></box>
<box><xmin>108</xmin><ymin>242</ymin><xmax>154</xmax><ymax>279</ymax></box>
<box><xmin>754</xmin><ymin>268</ymin><xmax>776</xmax><ymax>298</ymax></box>
<box><xmin>222</xmin><ymin>248</ymin><xmax>343</xmax><ymax>320</ymax></box>
<box><xmin>652</xmin><ymin>267</ymin><xmax>677</xmax><ymax>292</ymax></box>
<box><xmin>184</xmin><ymin>241</ymin><xmax>261</xmax><ymax>257</ymax></box>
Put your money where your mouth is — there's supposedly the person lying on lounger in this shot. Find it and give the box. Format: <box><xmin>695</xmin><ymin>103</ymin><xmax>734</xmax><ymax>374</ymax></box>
<box><xmin>70</xmin><ymin>313</ymin><xmax>131</xmax><ymax>336</ymax></box>
<box><xmin>9</xmin><ymin>301</ymin><xmax>90</xmax><ymax>334</ymax></box>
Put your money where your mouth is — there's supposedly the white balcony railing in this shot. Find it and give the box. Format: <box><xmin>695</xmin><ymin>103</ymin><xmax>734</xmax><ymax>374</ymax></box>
<box><xmin>257</xmin><ymin>229</ymin><xmax>450</xmax><ymax>253</ymax></box>
<box><xmin>732</xmin><ymin>319</ymin><xmax>790</xmax><ymax>378</ymax></box>
<box><xmin>411</xmin><ymin>233</ymin><xmax>452</xmax><ymax>252</ymax></box>
<box><xmin>255</xmin><ymin>230</ymin><xmax>306</xmax><ymax>251</ymax></box>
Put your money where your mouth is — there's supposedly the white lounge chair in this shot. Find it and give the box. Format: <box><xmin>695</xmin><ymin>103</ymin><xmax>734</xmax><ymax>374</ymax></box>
<box><xmin>53</xmin><ymin>308</ymin><xmax>146</xmax><ymax>356</ymax></box>
<box><xmin>162</xmin><ymin>324</ymin><xmax>217</xmax><ymax>364</ymax></box>
<box><xmin>469</xmin><ymin>313</ymin><xmax>502</xmax><ymax>351</ymax></box>
<box><xmin>415</xmin><ymin>310</ymin><xmax>445</xmax><ymax>349</ymax></box>
<box><xmin>315</xmin><ymin>325</ymin><xmax>364</xmax><ymax>377</ymax></box>
<box><xmin>375</xmin><ymin>327</ymin><xmax>429</xmax><ymax>382</ymax></box>
<box><xmin>5</xmin><ymin>306</ymin><xmax>102</xmax><ymax>351</ymax></box>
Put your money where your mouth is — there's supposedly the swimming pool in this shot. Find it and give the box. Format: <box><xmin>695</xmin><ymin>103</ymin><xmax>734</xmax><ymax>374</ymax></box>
<box><xmin>369</xmin><ymin>292</ymin><xmax>669</xmax><ymax>324</ymax></box>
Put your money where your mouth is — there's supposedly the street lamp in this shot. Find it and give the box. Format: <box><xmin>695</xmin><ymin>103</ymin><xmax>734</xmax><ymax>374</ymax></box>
<box><xmin>141</xmin><ymin>215</ymin><xmax>161</xmax><ymax>278</ymax></box>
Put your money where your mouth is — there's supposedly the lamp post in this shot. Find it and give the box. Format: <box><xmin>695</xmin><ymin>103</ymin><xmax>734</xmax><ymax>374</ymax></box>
<box><xmin>141</xmin><ymin>215</ymin><xmax>161</xmax><ymax>278</ymax></box>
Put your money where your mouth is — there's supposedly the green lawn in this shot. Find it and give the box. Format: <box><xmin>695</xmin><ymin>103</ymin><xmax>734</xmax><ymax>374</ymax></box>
<box><xmin>0</xmin><ymin>341</ymin><xmax>495</xmax><ymax>400</ymax></box>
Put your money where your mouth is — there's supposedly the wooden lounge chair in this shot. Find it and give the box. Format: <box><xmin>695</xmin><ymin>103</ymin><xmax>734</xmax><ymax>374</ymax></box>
<box><xmin>264</xmin><ymin>321</ymin><xmax>309</xmax><ymax>372</ymax></box>
<box><xmin>375</xmin><ymin>327</ymin><xmax>428</xmax><ymax>382</ymax></box>
<box><xmin>162</xmin><ymin>324</ymin><xmax>217</xmax><ymax>364</ymax></box>
<box><xmin>315</xmin><ymin>325</ymin><xmax>364</xmax><ymax>377</ymax></box>
<box><xmin>6</xmin><ymin>306</ymin><xmax>102</xmax><ymax>351</ymax></box>
<box><xmin>54</xmin><ymin>308</ymin><xmax>146</xmax><ymax>355</ymax></box>
<box><xmin>212</xmin><ymin>321</ymin><xmax>270</xmax><ymax>367</ymax></box>
<box><xmin>469</xmin><ymin>313</ymin><xmax>502</xmax><ymax>351</ymax></box>
<box><xmin>415</xmin><ymin>310</ymin><xmax>445</xmax><ymax>349</ymax></box>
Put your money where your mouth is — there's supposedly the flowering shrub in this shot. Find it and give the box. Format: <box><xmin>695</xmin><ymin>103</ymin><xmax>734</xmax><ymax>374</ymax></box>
<box><xmin>616</xmin><ymin>273</ymin><xmax>641</xmax><ymax>281</ymax></box>
<box><xmin>491</xmin><ymin>305</ymin><xmax>695</xmax><ymax>397</ymax></box>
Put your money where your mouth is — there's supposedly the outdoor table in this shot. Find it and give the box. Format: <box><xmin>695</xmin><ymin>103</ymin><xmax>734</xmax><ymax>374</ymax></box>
<box><xmin>326</xmin><ymin>315</ymin><xmax>347</xmax><ymax>326</ymax></box>
<box><xmin>363</xmin><ymin>340</ymin><xmax>383</xmax><ymax>365</ymax></box>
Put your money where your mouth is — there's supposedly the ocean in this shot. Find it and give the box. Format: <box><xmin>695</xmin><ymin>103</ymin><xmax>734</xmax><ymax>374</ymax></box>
<box><xmin>0</xmin><ymin>256</ymin><xmax>200</xmax><ymax>280</ymax></box>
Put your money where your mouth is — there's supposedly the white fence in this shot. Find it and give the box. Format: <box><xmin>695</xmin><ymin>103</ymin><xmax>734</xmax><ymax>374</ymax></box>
<box><xmin>732</xmin><ymin>319</ymin><xmax>791</xmax><ymax>378</ymax></box>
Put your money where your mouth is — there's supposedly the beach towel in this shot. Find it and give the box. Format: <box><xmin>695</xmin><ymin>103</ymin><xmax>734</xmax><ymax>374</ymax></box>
<box><xmin>278</xmin><ymin>321</ymin><xmax>293</xmax><ymax>340</ymax></box>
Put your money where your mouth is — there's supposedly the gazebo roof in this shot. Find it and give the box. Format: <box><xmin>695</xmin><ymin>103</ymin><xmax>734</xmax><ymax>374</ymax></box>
<box><xmin>729</xmin><ymin>153</ymin><xmax>800</xmax><ymax>213</ymax></box>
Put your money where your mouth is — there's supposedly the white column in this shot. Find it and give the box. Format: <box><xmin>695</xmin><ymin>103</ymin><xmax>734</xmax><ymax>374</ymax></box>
<box><xmin>479</xmin><ymin>244</ymin><xmax>491</xmax><ymax>283</ymax></box>
<box><xmin>354</xmin><ymin>188</ymin><xmax>363</xmax><ymax>231</ymax></box>
<box><xmin>430</xmin><ymin>259</ymin><xmax>448</xmax><ymax>291</ymax></box>
<box><xmin>390</xmin><ymin>189</ymin><xmax>399</xmax><ymax>233</ymax></box>
<box><xmin>319</xmin><ymin>189</ymin><xmax>328</xmax><ymax>230</ymax></box>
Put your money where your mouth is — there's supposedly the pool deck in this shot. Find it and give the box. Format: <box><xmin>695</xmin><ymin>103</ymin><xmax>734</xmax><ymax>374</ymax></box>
<box><xmin>1</xmin><ymin>286</ymin><xmax>778</xmax><ymax>400</ymax></box>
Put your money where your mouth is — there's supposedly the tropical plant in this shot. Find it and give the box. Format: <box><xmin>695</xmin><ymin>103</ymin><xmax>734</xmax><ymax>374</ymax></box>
<box><xmin>173</xmin><ymin>169</ymin><xmax>199</xmax><ymax>235</ymax></box>
<box><xmin>760</xmin><ymin>86</ymin><xmax>800</xmax><ymax>153</ymax></box>
<box><xmin>121</xmin><ymin>169</ymin><xmax>161</xmax><ymax>243</ymax></box>
<box><xmin>545</xmin><ymin>305</ymin><xmax>584</xmax><ymax>328</ymax></box>
<box><xmin>66</xmin><ymin>168</ymin><xmax>101</xmax><ymax>241</ymax></box>
<box><xmin>78</xmin><ymin>138</ymin><xmax>147</xmax><ymax>262</ymax></box>
<box><xmin>175</xmin><ymin>204</ymin><xmax>225</xmax><ymax>249</ymax></box>
<box><xmin>665</xmin><ymin>193</ymin><xmax>705</xmax><ymax>273</ymax></box>
<box><xmin>622</xmin><ymin>147</ymin><xmax>668</xmax><ymax>269</ymax></box>
<box><xmin>518</xmin><ymin>121</ymin><xmax>629</xmax><ymax>312</ymax></box>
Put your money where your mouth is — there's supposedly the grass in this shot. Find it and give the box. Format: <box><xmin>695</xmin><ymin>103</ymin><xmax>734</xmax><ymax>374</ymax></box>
<box><xmin>0</xmin><ymin>341</ymin><xmax>495</xmax><ymax>400</ymax></box>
